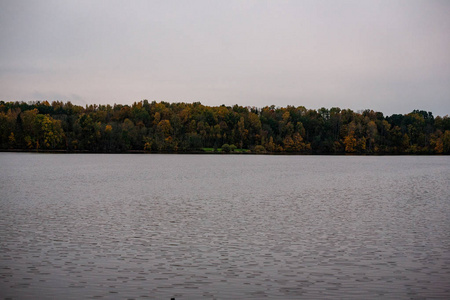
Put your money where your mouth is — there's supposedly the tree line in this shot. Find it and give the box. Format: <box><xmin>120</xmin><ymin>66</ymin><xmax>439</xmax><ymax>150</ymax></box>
<box><xmin>1</xmin><ymin>100</ymin><xmax>449</xmax><ymax>154</ymax></box>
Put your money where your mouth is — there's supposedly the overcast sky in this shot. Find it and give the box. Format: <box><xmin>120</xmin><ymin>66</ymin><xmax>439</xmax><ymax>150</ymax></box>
<box><xmin>1</xmin><ymin>0</ymin><xmax>449</xmax><ymax>116</ymax></box>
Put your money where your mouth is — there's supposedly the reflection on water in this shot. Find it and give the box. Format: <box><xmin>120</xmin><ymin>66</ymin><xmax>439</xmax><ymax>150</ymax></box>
<box><xmin>1</xmin><ymin>153</ymin><xmax>449</xmax><ymax>299</ymax></box>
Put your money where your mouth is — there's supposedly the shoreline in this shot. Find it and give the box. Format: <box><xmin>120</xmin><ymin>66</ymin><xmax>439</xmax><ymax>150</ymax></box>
<box><xmin>0</xmin><ymin>149</ymin><xmax>445</xmax><ymax>155</ymax></box>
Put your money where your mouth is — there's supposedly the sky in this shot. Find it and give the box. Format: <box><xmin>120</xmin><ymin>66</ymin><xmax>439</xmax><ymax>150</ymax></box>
<box><xmin>1</xmin><ymin>0</ymin><xmax>449</xmax><ymax>116</ymax></box>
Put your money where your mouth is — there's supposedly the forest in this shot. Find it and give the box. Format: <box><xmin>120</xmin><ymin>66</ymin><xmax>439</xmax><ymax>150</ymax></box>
<box><xmin>0</xmin><ymin>100</ymin><xmax>449</xmax><ymax>154</ymax></box>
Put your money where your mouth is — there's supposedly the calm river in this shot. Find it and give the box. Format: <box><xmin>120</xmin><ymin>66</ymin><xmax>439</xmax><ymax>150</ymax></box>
<box><xmin>0</xmin><ymin>153</ymin><xmax>449</xmax><ymax>299</ymax></box>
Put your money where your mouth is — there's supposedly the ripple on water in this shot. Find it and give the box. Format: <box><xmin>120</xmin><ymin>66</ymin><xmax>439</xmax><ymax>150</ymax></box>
<box><xmin>0</xmin><ymin>154</ymin><xmax>450</xmax><ymax>299</ymax></box>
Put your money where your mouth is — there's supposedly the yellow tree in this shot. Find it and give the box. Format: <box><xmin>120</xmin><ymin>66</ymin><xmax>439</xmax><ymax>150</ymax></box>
<box><xmin>292</xmin><ymin>132</ymin><xmax>310</xmax><ymax>152</ymax></box>
<box><xmin>343</xmin><ymin>132</ymin><xmax>357</xmax><ymax>153</ymax></box>
<box><xmin>431</xmin><ymin>130</ymin><xmax>444</xmax><ymax>154</ymax></box>
<box><xmin>237</xmin><ymin>117</ymin><xmax>248</xmax><ymax>149</ymax></box>
<box><xmin>283</xmin><ymin>135</ymin><xmax>295</xmax><ymax>152</ymax></box>
<box><xmin>156</xmin><ymin>119</ymin><xmax>174</xmax><ymax>150</ymax></box>
<box><xmin>37</xmin><ymin>114</ymin><xmax>65</xmax><ymax>149</ymax></box>
<box><xmin>266</xmin><ymin>136</ymin><xmax>276</xmax><ymax>152</ymax></box>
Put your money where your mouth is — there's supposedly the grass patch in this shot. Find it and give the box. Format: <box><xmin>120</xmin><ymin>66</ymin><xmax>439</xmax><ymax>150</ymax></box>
<box><xmin>201</xmin><ymin>147</ymin><xmax>250</xmax><ymax>153</ymax></box>
<box><xmin>233</xmin><ymin>148</ymin><xmax>250</xmax><ymax>153</ymax></box>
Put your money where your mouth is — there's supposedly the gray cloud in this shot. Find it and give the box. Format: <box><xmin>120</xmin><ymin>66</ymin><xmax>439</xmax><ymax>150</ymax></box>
<box><xmin>1</xmin><ymin>0</ymin><xmax>449</xmax><ymax>116</ymax></box>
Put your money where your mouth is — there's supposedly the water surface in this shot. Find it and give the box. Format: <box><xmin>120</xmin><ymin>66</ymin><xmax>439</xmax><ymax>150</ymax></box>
<box><xmin>1</xmin><ymin>153</ymin><xmax>449</xmax><ymax>299</ymax></box>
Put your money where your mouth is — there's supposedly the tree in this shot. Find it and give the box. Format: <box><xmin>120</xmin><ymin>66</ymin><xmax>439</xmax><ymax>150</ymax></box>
<box><xmin>0</xmin><ymin>109</ymin><xmax>20</xmax><ymax>148</ymax></box>
<box><xmin>343</xmin><ymin>132</ymin><xmax>357</xmax><ymax>153</ymax></box>
<box><xmin>283</xmin><ymin>135</ymin><xmax>295</xmax><ymax>152</ymax></box>
<box><xmin>254</xmin><ymin>145</ymin><xmax>266</xmax><ymax>153</ymax></box>
<box><xmin>237</xmin><ymin>117</ymin><xmax>248</xmax><ymax>149</ymax></box>
<box><xmin>266</xmin><ymin>136</ymin><xmax>276</xmax><ymax>152</ymax></box>
<box><xmin>21</xmin><ymin>109</ymin><xmax>39</xmax><ymax>148</ymax></box>
<box><xmin>36</xmin><ymin>114</ymin><xmax>65</xmax><ymax>149</ymax></box>
<box><xmin>222</xmin><ymin>143</ymin><xmax>231</xmax><ymax>153</ymax></box>
<box><xmin>443</xmin><ymin>130</ymin><xmax>450</xmax><ymax>154</ymax></box>
<box><xmin>366</xmin><ymin>120</ymin><xmax>377</xmax><ymax>152</ymax></box>
<box><xmin>0</xmin><ymin>100</ymin><xmax>448</xmax><ymax>154</ymax></box>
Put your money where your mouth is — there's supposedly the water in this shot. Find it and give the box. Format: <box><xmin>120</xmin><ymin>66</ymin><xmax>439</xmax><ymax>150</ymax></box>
<box><xmin>0</xmin><ymin>153</ymin><xmax>449</xmax><ymax>299</ymax></box>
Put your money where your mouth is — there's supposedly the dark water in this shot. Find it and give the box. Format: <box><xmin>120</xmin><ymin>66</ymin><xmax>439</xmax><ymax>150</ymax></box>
<box><xmin>0</xmin><ymin>153</ymin><xmax>449</xmax><ymax>299</ymax></box>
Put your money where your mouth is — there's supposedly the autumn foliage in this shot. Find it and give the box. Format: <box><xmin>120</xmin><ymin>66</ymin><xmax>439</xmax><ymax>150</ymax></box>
<box><xmin>0</xmin><ymin>100</ymin><xmax>449</xmax><ymax>154</ymax></box>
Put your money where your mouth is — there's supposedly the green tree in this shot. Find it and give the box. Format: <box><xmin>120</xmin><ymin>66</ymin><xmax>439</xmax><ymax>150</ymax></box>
<box><xmin>443</xmin><ymin>130</ymin><xmax>450</xmax><ymax>154</ymax></box>
<box><xmin>222</xmin><ymin>143</ymin><xmax>231</xmax><ymax>153</ymax></box>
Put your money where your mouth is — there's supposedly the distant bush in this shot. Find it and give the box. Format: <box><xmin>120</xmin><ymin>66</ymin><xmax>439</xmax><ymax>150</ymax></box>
<box><xmin>254</xmin><ymin>145</ymin><xmax>266</xmax><ymax>153</ymax></box>
<box><xmin>221</xmin><ymin>144</ymin><xmax>230</xmax><ymax>153</ymax></box>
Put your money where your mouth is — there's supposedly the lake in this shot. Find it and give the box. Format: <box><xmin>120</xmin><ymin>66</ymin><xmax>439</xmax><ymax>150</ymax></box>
<box><xmin>0</xmin><ymin>153</ymin><xmax>449</xmax><ymax>299</ymax></box>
